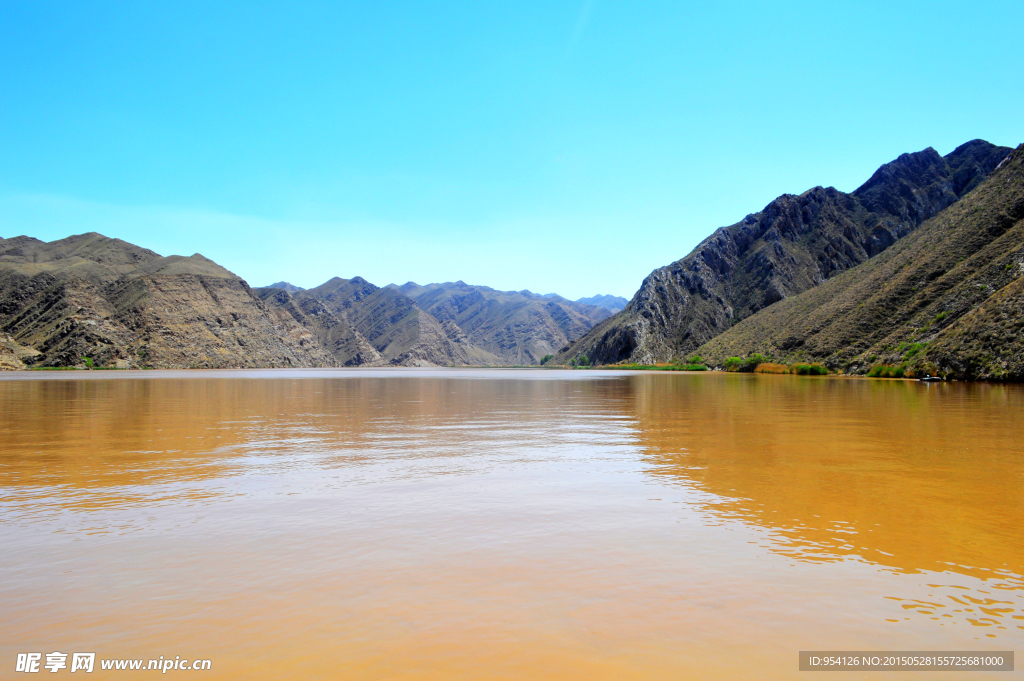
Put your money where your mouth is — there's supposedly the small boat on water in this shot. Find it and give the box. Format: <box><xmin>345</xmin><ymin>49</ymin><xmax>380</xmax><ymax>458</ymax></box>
<box><xmin>919</xmin><ymin>375</ymin><xmax>943</xmax><ymax>382</ymax></box>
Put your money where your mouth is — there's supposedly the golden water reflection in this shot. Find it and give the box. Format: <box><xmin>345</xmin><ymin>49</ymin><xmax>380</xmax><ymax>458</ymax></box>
<box><xmin>2</xmin><ymin>370</ymin><xmax>1022</xmax><ymax>679</ymax></box>
<box><xmin>629</xmin><ymin>373</ymin><xmax>1024</xmax><ymax>635</ymax></box>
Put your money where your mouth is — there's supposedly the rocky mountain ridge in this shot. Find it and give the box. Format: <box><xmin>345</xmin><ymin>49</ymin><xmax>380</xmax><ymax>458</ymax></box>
<box><xmin>264</xmin><ymin>281</ymin><xmax>305</xmax><ymax>292</ymax></box>
<box><xmin>553</xmin><ymin>139</ymin><xmax>1012</xmax><ymax>365</ymax></box>
<box><xmin>697</xmin><ymin>144</ymin><xmax>1024</xmax><ymax>380</ymax></box>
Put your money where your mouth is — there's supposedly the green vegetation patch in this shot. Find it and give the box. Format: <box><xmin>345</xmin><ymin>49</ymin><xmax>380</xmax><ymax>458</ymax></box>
<box><xmin>611</xmin><ymin>362</ymin><xmax>708</xmax><ymax>372</ymax></box>
<box><xmin>867</xmin><ymin>364</ymin><xmax>906</xmax><ymax>378</ymax></box>
<box><xmin>790</xmin><ymin>363</ymin><xmax>829</xmax><ymax>376</ymax></box>
<box><xmin>725</xmin><ymin>353</ymin><xmax>770</xmax><ymax>372</ymax></box>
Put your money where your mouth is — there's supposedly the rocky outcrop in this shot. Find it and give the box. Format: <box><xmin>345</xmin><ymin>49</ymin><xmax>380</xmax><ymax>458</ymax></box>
<box><xmin>0</xmin><ymin>334</ymin><xmax>35</xmax><ymax>370</ymax></box>
<box><xmin>554</xmin><ymin>139</ymin><xmax>1012</xmax><ymax>365</ymax></box>
<box><xmin>255</xmin><ymin>287</ymin><xmax>383</xmax><ymax>366</ymax></box>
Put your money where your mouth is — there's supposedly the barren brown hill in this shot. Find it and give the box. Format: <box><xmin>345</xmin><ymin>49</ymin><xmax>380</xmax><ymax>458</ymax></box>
<box><xmin>0</xmin><ymin>233</ymin><xmax>334</xmax><ymax>369</ymax></box>
<box><xmin>697</xmin><ymin>144</ymin><xmax>1024</xmax><ymax>380</ymax></box>
<box><xmin>0</xmin><ymin>233</ymin><xmax>603</xmax><ymax>369</ymax></box>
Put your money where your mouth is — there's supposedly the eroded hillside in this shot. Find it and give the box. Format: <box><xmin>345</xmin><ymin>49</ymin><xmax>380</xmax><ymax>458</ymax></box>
<box><xmin>0</xmin><ymin>233</ymin><xmax>331</xmax><ymax>369</ymax></box>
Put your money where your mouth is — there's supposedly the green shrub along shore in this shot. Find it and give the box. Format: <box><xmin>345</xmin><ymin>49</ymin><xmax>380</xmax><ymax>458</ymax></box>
<box><xmin>610</xmin><ymin>363</ymin><xmax>709</xmax><ymax>372</ymax></box>
<box><xmin>722</xmin><ymin>354</ymin><xmax>829</xmax><ymax>375</ymax></box>
<box><xmin>573</xmin><ymin>355</ymin><xmax>709</xmax><ymax>372</ymax></box>
<box><xmin>579</xmin><ymin>351</ymin><xmax>933</xmax><ymax>379</ymax></box>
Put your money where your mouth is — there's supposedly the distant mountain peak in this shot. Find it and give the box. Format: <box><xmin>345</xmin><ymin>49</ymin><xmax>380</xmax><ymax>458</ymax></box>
<box><xmin>576</xmin><ymin>294</ymin><xmax>629</xmax><ymax>313</ymax></box>
<box><xmin>265</xmin><ymin>281</ymin><xmax>305</xmax><ymax>292</ymax></box>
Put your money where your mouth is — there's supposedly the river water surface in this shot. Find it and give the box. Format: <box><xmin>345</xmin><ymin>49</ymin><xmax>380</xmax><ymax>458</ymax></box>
<box><xmin>2</xmin><ymin>369</ymin><xmax>1022</xmax><ymax>679</ymax></box>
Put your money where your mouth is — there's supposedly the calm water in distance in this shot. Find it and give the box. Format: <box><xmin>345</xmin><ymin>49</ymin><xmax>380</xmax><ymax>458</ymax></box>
<box><xmin>2</xmin><ymin>369</ymin><xmax>1022</xmax><ymax>679</ymax></box>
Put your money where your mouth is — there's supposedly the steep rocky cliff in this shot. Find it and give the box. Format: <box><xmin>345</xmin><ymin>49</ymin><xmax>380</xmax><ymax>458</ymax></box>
<box><xmin>554</xmin><ymin>140</ymin><xmax>1012</xmax><ymax>365</ymax></box>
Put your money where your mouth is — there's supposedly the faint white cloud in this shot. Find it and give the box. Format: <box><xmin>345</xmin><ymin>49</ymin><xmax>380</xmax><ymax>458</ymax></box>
<box><xmin>566</xmin><ymin>0</ymin><xmax>595</xmax><ymax>60</ymax></box>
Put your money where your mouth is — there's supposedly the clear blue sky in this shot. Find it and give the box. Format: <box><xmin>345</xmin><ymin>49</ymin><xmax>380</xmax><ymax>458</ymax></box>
<box><xmin>2</xmin><ymin>2</ymin><xmax>1021</xmax><ymax>299</ymax></box>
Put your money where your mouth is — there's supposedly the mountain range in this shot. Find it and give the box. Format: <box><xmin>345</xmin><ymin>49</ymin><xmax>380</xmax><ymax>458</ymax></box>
<box><xmin>3</xmin><ymin>138</ymin><xmax>1021</xmax><ymax>379</ymax></box>
<box><xmin>0</xmin><ymin>235</ymin><xmax>610</xmax><ymax>370</ymax></box>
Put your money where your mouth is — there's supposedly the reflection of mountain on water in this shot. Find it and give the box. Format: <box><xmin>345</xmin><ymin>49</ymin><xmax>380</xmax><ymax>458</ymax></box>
<box><xmin>0</xmin><ymin>372</ymin><xmax>636</xmax><ymax>523</ymax></box>
<box><xmin>625</xmin><ymin>372</ymin><xmax>1024</xmax><ymax>634</ymax></box>
<box><xmin>4</xmin><ymin>370</ymin><xmax>1024</xmax><ymax>637</ymax></box>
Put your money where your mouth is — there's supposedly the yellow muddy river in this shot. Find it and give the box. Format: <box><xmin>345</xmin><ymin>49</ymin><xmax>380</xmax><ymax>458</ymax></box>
<box><xmin>1</xmin><ymin>369</ymin><xmax>1022</xmax><ymax>679</ymax></box>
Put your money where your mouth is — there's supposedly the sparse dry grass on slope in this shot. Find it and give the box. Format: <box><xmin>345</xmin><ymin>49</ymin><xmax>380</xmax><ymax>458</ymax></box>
<box><xmin>698</xmin><ymin>145</ymin><xmax>1024</xmax><ymax>380</ymax></box>
<box><xmin>924</xmin><ymin>274</ymin><xmax>1024</xmax><ymax>380</ymax></box>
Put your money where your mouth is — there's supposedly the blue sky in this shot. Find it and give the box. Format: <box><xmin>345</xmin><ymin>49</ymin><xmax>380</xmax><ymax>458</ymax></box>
<box><xmin>2</xmin><ymin>1</ymin><xmax>1021</xmax><ymax>299</ymax></box>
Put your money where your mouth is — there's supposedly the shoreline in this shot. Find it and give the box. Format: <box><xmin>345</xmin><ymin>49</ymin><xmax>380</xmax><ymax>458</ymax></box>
<box><xmin>0</xmin><ymin>364</ymin><xmax>1015</xmax><ymax>383</ymax></box>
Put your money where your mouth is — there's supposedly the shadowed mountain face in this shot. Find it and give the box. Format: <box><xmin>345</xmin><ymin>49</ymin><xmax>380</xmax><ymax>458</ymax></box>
<box><xmin>554</xmin><ymin>140</ymin><xmax>1012</xmax><ymax>365</ymax></box>
<box><xmin>698</xmin><ymin>144</ymin><xmax>1024</xmax><ymax>381</ymax></box>
<box><xmin>0</xmin><ymin>233</ymin><xmax>333</xmax><ymax>368</ymax></box>
<box><xmin>392</xmin><ymin>281</ymin><xmax>610</xmax><ymax>365</ymax></box>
